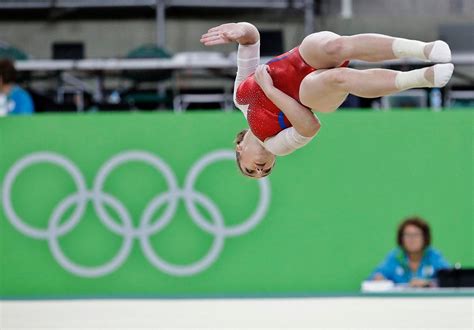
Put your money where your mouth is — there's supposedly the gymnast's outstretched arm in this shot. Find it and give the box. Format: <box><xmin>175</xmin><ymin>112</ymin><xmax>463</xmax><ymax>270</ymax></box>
<box><xmin>200</xmin><ymin>22</ymin><xmax>261</xmax><ymax>113</ymax></box>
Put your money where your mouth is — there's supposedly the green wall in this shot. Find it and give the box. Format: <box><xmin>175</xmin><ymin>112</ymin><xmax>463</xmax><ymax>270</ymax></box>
<box><xmin>0</xmin><ymin>111</ymin><xmax>472</xmax><ymax>298</ymax></box>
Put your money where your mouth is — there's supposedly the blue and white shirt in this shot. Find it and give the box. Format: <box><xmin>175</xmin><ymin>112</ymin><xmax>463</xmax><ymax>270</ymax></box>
<box><xmin>369</xmin><ymin>247</ymin><xmax>450</xmax><ymax>284</ymax></box>
<box><xmin>0</xmin><ymin>85</ymin><xmax>34</xmax><ymax>116</ymax></box>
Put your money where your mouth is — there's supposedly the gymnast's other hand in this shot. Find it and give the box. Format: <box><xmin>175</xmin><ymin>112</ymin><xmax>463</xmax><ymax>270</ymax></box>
<box><xmin>254</xmin><ymin>64</ymin><xmax>274</xmax><ymax>93</ymax></box>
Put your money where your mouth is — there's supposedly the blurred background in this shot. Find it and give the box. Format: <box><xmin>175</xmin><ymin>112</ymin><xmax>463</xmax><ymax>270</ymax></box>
<box><xmin>0</xmin><ymin>1</ymin><xmax>473</xmax><ymax>328</ymax></box>
<box><xmin>0</xmin><ymin>0</ymin><xmax>473</xmax><ymax>113</ymax></box>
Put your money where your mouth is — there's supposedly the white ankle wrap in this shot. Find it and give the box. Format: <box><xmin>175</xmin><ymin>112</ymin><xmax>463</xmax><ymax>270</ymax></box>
<box><xmin>395</xmin><ymin>68</ymin><xmax>430</xmax><ymax>90</ymax></box>
<box><xmin>392</xmin><ymin>38</ymin><xmax>427</xmax><ymax>60</ymax></box>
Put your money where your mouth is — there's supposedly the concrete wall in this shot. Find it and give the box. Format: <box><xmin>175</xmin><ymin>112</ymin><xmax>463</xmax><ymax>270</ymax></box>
<box><xmin>0</xmin><ymin>18</ymin><xmax>306</xmax><ymax>58</ymax></box>
<box><xmin>324</xmin><ymin>0</ymin><xmax>474</xmax><ymax>16</ymax></box>
<box><xmin>0</xmin><ymin>3</ymin><xmax>472</xmax><ymax>59</ymax></box>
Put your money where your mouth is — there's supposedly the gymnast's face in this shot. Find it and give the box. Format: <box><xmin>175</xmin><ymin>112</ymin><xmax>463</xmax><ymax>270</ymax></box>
<box><xmin>236</xmin><ymin>132</ymin><xmax>276</xmax><ymax>179</ymax></box>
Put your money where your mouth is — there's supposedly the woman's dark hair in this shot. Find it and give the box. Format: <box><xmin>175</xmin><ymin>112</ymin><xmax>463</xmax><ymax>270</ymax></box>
<box><xmin>234</xmin><ymin>128</ymin><xmax>249</xmax><ymax>176</ymax></box>
<box><xmin>0</xmin><ymin>59</ymin><xmax>17</xmax><ymax>84</ymax></box>
<box><xmin>397</xmin><ymin>216</ymin><xmax>431</xmax><ymax>249</ymax></box>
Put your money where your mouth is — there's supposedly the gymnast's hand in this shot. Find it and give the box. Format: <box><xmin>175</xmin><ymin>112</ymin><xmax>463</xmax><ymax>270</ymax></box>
<box><xmin>200</xmin><ymin>23</ymin><xmax>246</xmax><ymax>46</ymax></box>
<box><xmin>254</xmin><ymin>64</ymin><xmax>274</xmax><ymax>93</ymax></box>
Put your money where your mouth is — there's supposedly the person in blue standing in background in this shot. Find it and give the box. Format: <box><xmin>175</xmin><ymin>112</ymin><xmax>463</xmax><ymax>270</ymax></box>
<box><xmin>369</xmin><ymin>216</ymin><xmax>450</xmax><ymax>287</ymax></box>
<box><xmin>0</xmin><ymin>59</ymin><xmax>34</xmax><ymax>116</ymax></box>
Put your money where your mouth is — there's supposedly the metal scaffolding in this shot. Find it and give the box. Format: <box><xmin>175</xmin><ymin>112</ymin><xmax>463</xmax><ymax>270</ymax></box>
<box><xmin>0</xmin><ymin>0</ymin><xmax>316</xmax><ymax>47</ymax></box>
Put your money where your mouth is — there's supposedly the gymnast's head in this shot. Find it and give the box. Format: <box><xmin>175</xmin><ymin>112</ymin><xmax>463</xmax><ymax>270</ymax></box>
<box><xmin>234</xmin><ymin>129</ymin><xmax>276</xmax><ymax>179</ymax></box>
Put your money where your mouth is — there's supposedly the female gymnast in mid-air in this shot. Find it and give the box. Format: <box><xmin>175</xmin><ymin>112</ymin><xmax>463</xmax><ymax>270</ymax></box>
<box><xmin>200</xmin><ymin>22</ymin><xmax>454</xmax><ymax>179</ymax></box>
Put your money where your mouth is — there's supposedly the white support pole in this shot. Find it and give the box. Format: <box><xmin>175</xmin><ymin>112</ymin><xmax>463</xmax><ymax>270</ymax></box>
<box><xmin>341</xmin><ymin>0</ymin><xmax>353</xmax><ymax>19</ymax></box>
<box><xmin>304</xmin><ymin>0</ymin><xmax>315</xmax><ymax>36</ymax></box>
<box><xmin>156</xmin><ymin>0</ymin><xmax>166</xmax><ymax>47</ymax></box>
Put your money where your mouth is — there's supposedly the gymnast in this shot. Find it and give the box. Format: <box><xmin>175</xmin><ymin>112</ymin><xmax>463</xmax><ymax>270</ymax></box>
<box><xmin>200</xmin><ymin>22</ymin><xmax>454</xmax><ymax>178</ymax></box>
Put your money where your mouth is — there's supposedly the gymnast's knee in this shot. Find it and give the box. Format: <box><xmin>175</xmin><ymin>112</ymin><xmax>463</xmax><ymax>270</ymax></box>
<box><xmin>302</xmin><ymin>31</ymin><xmax>338</xmax><ymax>48</ymax></box>
<box><xmin>323</xmin><ymin>36</ymin><xmax>352</xmax><ymax>59</ymax></box>
<box><xmin>322</xmin><ymin>68</ymin><xmax>350</xmax><ymax>90</ymax></box>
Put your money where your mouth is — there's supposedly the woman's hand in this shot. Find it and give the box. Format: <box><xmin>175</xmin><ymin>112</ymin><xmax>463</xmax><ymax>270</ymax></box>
<box><xmin>409</xmin><ymin>278</ymin><xmax>431</xmax><ymax>288</ymax></box>
<box><xmin>372</xmin><ymin>273</ymin><xmax>386</xmax><ymax>281</ymax></box>
<box><xmin>254</xmin><ymin>64</ymin><xmax>274</xmax><ymax>93</ymax></box>
<box><xmin>200</xmin><ymin>23</ymin><xmax>247</xmax><ymax>46</ymax></box>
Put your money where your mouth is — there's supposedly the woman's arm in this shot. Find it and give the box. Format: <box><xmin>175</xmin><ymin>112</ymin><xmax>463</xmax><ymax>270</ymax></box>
<box><xmin>368</xmin><ymin>250</ymin><xmax>398</xmax><ymax>282</ymax></box>
<box><xmin>254</xmin><ymin>65</ymin><xmax>321</xmax><ymax>137</ymax></box>
<box><xmin>431</xmin><ymin>249</ymin><xmax>451</xmax><ymax>270</ymax></box>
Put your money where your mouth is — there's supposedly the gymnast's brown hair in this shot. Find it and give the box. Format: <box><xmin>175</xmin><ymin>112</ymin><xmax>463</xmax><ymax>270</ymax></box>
<box><xmin>234</xmin><ymin>129</ymin><xmax>249</xmax><ymax>176</ymax></box>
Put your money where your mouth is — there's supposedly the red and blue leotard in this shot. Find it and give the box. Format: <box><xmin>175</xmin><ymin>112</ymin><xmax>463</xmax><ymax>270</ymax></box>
<box><xmin>236</xmin><ymin>46</ymin><xmax>316</xmax><ymax>142</ymax></box>
<box><xmin>232</xmin><ymin>41</ymin><xmax>348</xmax><ymax>156</ymax></box>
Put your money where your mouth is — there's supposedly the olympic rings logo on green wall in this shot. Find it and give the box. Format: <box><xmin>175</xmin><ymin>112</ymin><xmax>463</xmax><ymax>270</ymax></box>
<box><xmin>2</xmin><ymin>150</ymin><xmax>271</xmax><ymax>277</ymax></box>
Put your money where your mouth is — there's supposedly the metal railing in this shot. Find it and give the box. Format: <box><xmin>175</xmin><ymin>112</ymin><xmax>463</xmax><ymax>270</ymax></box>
<box><xmin>0</xmin><ymin>0</ymin><xmax>306</xmax><ymax>9</ymax></box>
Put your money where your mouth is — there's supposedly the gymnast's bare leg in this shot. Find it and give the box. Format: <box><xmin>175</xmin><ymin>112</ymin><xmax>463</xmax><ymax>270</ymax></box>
<box><xmin>298</xmin><ymin>31</ymin><xmax>453</xmax><ymax>112</ymax></box>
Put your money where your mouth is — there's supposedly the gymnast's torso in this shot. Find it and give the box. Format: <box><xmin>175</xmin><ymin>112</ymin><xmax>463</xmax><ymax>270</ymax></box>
<box><xmin>235</xmin><ymin>46</ymin><xmax>316</xmax><ymax>142</ymax></box>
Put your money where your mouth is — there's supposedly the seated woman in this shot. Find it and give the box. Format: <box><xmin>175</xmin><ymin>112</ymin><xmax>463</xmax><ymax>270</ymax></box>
<box><xmin>369</xmin><ymin>216</ymin><xmax>450</xmax><ymax>287</ymax></box>
<box><xmin>0</xmin><ymin>59</ymin><xmax>34</xmax><ymax>116</ymax></box>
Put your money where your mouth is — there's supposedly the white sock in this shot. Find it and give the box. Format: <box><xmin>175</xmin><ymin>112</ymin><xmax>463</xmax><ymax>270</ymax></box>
<box><xmin>392</xmin><ymin>38</ymin><xmax>452</xmax><ymax>62</ymax></box>
<box><xmin>428</xmin><ymin>40</ymin><xmax>451</xmax><ymax>62</ymax></box>
<box><xmin>433</xmin><ymin>63</ymin><xmax>454</xmax><ymax>86</ymax></box>
<box><xmin>395</xmin><ymin>64</ymin><xmax>454</xmax><ymax>90</ymax></box>
<box><xmin>392</xmin><ymin>38</ymin><xmax>427</xmax><ymax>60</ymax></box>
